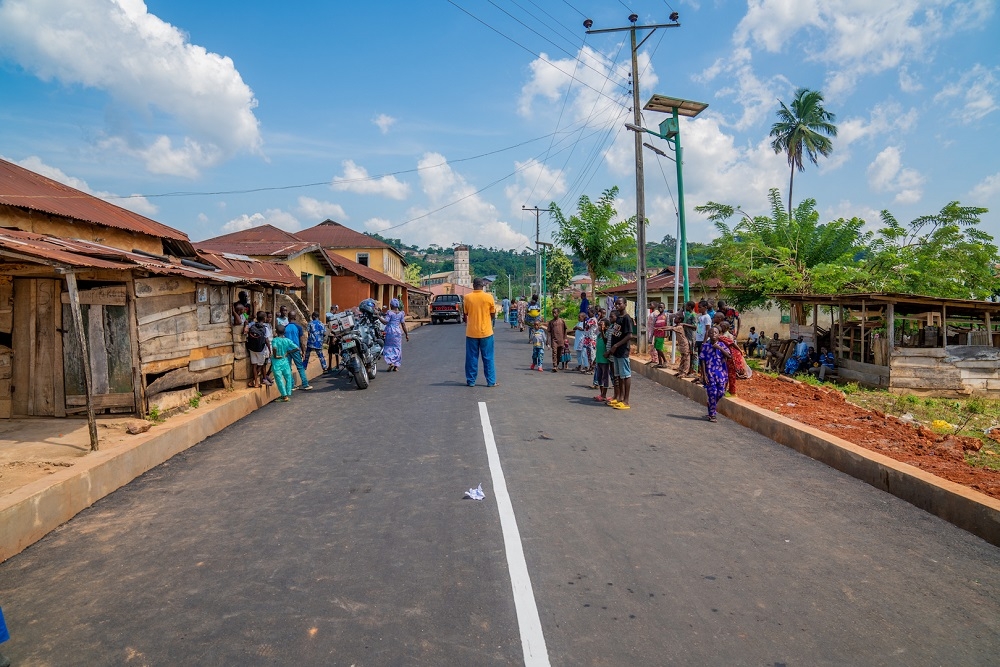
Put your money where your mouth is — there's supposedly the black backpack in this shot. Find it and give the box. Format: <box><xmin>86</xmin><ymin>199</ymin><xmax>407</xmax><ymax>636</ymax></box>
<box><xmin>246</xmin><ymin>322</ymin><xmax>267</xmax><ymax>352</ymax></box>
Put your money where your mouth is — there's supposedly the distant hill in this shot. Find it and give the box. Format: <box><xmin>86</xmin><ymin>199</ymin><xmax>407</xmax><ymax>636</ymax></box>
<box><xmin>366</xmin><ymin>233</ymin><xmax>713</xmax><ymax>294</ymax></box>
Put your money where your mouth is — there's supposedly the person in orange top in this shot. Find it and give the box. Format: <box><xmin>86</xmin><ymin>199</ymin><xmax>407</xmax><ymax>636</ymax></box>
<box><xmin>463</xmin><ymin>278</ymin><xmax>498</xmax><ymax>387</ymax></box>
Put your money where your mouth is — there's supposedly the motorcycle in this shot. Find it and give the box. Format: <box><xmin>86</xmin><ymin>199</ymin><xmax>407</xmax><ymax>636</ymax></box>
<box><xmin>331</xmin><ymin>299</ymin><xmax>385</xmax><ymax>390</ymax></box>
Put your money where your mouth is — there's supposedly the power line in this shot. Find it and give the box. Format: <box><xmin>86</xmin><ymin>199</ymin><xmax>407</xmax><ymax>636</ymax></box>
<box><xmin>446</xmin><ymin>0</ymin><xmax>627</xmax><ymax>109</ymax></box>
<box><xmin>561</xmin><ymin>0</ymin><xmax>588</xmax><ymax>19</ymax></box>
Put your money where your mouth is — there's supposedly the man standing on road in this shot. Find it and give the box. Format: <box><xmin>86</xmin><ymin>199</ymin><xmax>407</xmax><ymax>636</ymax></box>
<box><xmin>501</xmin><ymin>295</ymin><xmax>511</xmax><ymax>325</ymax></box>
<box><xmin>464</xmin><ymin>277</ymin><xmax>498</xmax><ymax>387</ymax></box>
<box><xmin>607</xmin><ymin>297</ymin><xmax>634</xmax><ymax>409</ymax></box>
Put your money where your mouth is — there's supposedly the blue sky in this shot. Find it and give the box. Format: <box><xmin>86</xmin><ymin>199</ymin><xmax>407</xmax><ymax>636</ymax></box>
<box><xmin>0</xmin><ymin>0</ymin><xmax>998</xmax><ymax>254</ymax></box>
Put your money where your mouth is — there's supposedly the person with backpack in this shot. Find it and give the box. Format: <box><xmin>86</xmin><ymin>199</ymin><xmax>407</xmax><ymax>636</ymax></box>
<box><xmin>304</xmin><ymin>311</ymin><xmax>328</xmax><ymax>372</ymax></box>
<box><xmin>244</xmin><ymin>311</ymin><xmax>269</xmax><ymax>388</ymax></box>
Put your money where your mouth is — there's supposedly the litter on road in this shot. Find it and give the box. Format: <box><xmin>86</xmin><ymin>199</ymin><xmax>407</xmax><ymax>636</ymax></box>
<box><xmin>464</xmin><ymin>483</ymin><xmax>485</xmax><ymax>501</ymax></box>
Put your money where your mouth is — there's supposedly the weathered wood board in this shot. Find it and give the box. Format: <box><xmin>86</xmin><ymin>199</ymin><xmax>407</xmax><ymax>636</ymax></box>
<box><xmin>145</xmin><ymin>364</ymin><xmax>232</xmax><ymax>395</ymax></box>
<box><xmin>60</xmin><ymin>286</ymin><xmax>126</xmax><ymax>306</ymax></box>
<box><xmin>134</xmin><ymin>277</ymin><xmax>196</xmax><ymax>298</ymax></box>
<box><xmin>139</xmin><ymin>327</ymin><xmax>232</xmax><ymax>358</ymax></box>
<box><xmin>136</xmin><ymin>304</ymin><xmax>198</xmax><ymax>327</ymax></box>
<box><xmin>65</xmin><ymin>392</ymin><xmax>134</xmax><ymax>408</ymax></box>
<box><xmin>135</xmin><ymin>292</ymin><xmax>196</xmax><ymax>320</ymax></box>
<box><xmin>189</xmin><ymin>353</ymin><xmax>235</xmax><ymax>372</ymax></box>
<box><xmin>137</xmin><ymin>312</ymin><xmax>199</xmax><ymax>343</ymax></box>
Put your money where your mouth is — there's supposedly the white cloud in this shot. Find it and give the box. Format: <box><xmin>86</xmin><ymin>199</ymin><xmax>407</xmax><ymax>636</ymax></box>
<box><xmin>222</xmin><ymin>209</ymin><xmax>300</xmax><ymax>233</ymax></box>
<box><xmin>372</xmin><ymin>114</ymin><xmax>397</xmax><ymax>134</ymax></box>
<box><xmin>401</xmin><ymin>152</ymin><xmax>530</xmax><ymax>249</ymax></box>
<box><xmin>867</xmin><ymin>146</ymin><xmax>924</xmax><ymax>204</ymax></box>
<box><xmin>331</xmin><ymin>160</ymin><xmax>410</xmax><ymax>200</ymax></box>
<box><xmin>364</xmin><ymin>217</ymin><xmax>392</xmax><ymax>232</ymax></box>
<box><xmin>934</xmin><ymin>64</ymin><xmax>999</xmax><ymax>123</ymax></box>
<box><xmin>296</xmin><ymin>196</ymin><xmax>347</xmax><ymax>221</ymax></box>
<box><xmin>503</xmin><ymin>159</ymin><xmax>567</xmax><ymax>215</ymax></box>
<box><xmin>5</xmin><ymin>154</ymin><xmax>158</xmax><ymax>216</ymax></box>
<box><xmin>969</xmin><ymin>172</ymin><xmax>1000</xmax><ymax>203</ymax></box>
<box><xmin>820</xmin><ymin>102</ymin><xmax>918</xmax><ymax>172</ymax></box>
<box><xmin>197</xmin><ymin>212</ymin><xmax>208</xmax><ymax>223</ymax></box>
<box><xmin>0</xmin><ymin>0</ymin><xmax>261</xmax><ymax>177</ymax></box>
<box><xmin>703</xmin><ymin>0</ymin><xmax>994</xmax><ymax>129</ymax></box>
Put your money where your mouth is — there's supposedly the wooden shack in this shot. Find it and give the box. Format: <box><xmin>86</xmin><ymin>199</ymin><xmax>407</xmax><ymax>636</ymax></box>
<box><xmin>0</xmin><ymin>158</ymin><xmax>302</xmax><ymax>421</ymax></box>
<box><xmin>778</xmin><ymin>293</ymin><xmax>1000</xmax><ymax>396</ymax></box>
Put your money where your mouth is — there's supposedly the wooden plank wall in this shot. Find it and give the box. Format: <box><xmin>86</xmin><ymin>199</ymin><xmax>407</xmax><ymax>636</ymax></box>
<box><xmin>890</xmin><ymin>346</ymin><xmax>1000</xmax><ymax>395</ymax></box>
<box><xmin>0</xmin><ymin>276</ymin><xmax>12</xmax><ymax>418</ymax></box>
<box><xmin>135</xmin><ymin>277</ymin><xmax>236</xmax><ymax>406</ymax></box>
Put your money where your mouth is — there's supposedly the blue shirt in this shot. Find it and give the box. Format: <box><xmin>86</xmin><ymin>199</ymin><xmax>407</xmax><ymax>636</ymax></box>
<box><xmin>819</xmin><ymin>352</ymin><xmax>835</xmax><ymax>369</ymax></box>
<box><xmin>284</xmin><ymin>322</ymin><xmax>302</xmax><ymax>347</ymax></box>
<box><xmin>307</xmin><ymin>319</ymin><xmax>326</xmax><ymax>349</ymax></box>
<box><xmin>580</xmin><ymin>296</ymin><xmax>589</xmax><ymax>314</ymax></box>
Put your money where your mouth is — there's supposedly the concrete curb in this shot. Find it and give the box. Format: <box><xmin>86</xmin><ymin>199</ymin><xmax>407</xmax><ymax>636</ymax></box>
<box><xmin>0</xmin><ymin>364</ymin><xmax>322</xmax><ymax>563</ymax></box>
<box><xmin>634</xmin><ymin>361</ymin><xmax>1000</xmax><ymax>547</ymax></box>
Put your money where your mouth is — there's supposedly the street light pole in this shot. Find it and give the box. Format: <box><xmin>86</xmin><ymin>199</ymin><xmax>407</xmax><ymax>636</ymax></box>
<box><xmin>523</xmin><ymin>205</ymin><xmax>554</xmax><ymax>300</ymax></box>
<box><xmin>587</xmin><ymin>13</ymin><xmax>680</xmax><ymax>355</ymax></box>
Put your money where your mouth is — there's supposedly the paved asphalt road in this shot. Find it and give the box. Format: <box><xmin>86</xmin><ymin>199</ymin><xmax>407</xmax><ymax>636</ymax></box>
<box><xmin>2</xmin><ymin>319</ymin><xmax>1000</xmax><ymax>666</ymax></box>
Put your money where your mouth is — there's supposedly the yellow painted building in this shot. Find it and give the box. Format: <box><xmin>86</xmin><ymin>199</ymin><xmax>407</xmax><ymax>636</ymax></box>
<box><xmin>297</xmin><ymin>220</ymin><xmax>407</xmax><ymax>282</ymax></box>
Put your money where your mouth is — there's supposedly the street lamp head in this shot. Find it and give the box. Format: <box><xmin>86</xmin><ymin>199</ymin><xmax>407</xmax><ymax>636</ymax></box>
<box><xmin>624</xmin><ymin>122</ymin><xmax>646</xmax><ymax>133</ymax></box>
<box><xmin>629</xmin><ymin>13</ymin><xmax>638</xmax><ymax>23</ymax></box>
<box><xmin>583</xmin><ymin>18</ymin><xmax>593</xmax><ymax>29</ymax></box>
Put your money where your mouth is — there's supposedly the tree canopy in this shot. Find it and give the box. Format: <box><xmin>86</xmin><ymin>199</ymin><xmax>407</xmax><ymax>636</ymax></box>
<box><xmin>550</xmin><ymin>186</ymin><xmax>636</xmax><ymax>301</ymax></box>
<box><xmin>699</xmin><ymin>190</ymin><xmax>998</xmax><ymax>308</ymax></box>
<box><xmin>546</xmin><ymin>248</ymin><xmax>574</xmax><ymax>296</ymax></box>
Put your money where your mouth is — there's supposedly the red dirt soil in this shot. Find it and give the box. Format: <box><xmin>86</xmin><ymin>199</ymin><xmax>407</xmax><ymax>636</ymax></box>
<box><xmin>737</xmin><ymin>373</ymin><xmax>1000</xmax><ymax>500</ymax></box>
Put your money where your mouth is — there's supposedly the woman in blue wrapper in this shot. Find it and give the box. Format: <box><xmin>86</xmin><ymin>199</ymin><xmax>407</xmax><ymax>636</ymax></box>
<box><xmin>382</xmin><ymin>299</ymin><xmax>409</xmax><ymax>372</ymax></box>
<box><xmin>699</xmin><ymin>326</ymin><xmax>731</xmax><ymax>423</ymax></box>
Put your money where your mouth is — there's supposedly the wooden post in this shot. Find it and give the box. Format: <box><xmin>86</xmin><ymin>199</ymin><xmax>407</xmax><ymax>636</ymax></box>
<box><xmin>64</xmin><ymin>272</ymin><xmax>99</xmax><ymax>451</ymax></box>
<box><xmin>861</xmin><ymin>300</ymin><xmax>866</xmax><ymax>363</ymax></box>
<box><xmin>886</xmin><ymin>302</ymin><xmax>895</xmax><ymax>369</ymax></box>
<box><xmin>838</xmin><ymin>305</ymin><xmax>844</xmax><ymax>360</ymax></box>
<box><xmin>812</xmin><ymin>302</ymin><xmax>818</xmax><ymax>346</ymax></box>
<box><xmin>942</xmin><ymin>304</ymin><xmax>947</xmax><ymax>348</ymax></box>
<box><xmin>986</xmin><ymin>310</ymin><xmax>992</xmax><ymax>348</ymax></box>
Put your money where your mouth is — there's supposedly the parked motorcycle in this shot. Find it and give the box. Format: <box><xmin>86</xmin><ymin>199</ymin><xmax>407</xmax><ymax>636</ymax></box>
<box><xmin>329</xmin><ymin>299</ymin><xmax>385</xmax><ymax>390</ymax></box>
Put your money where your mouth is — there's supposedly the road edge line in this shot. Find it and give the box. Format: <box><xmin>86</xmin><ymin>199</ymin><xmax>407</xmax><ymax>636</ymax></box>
<box><xmin>478</xmin><ymin>401</ymin><xmax>551</xmax><ymax>667</ymax></box>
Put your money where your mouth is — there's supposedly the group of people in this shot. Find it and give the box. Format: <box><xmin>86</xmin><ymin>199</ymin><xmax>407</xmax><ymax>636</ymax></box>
<box><xmin>524</xmin><ymin>296</ymin><xmax>636</xmax><ymax>409</ymax></box>
<box><xmin>641</xmin><ymin>298</ymin><xmax>752</xmax><ymax>421</ymax></box>
<box><xmin>236</xmin><ymin>295</ymin><xmax>411</xmax><ymax>403</ymax></box>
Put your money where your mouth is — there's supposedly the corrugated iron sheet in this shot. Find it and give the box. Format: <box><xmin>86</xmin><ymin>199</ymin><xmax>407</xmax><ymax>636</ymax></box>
<box><xmin>0</xmin><ymin>228</ymin><xmax>296</xmax><ymax>288</ymax></box>
<box><xmin>196</xmin><ymin>250</ymin><xmax>305</xmax><ymax>288</ymax></box>
<box><xmin>0</xmin><ymin>158</ymin><xmax>189</xmax><ymax>242</ymax></box>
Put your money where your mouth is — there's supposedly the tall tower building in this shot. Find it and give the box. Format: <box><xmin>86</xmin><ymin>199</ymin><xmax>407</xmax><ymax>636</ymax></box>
<box><xmin>453</xmin><ymin>245</ymin><xmax>471</xmax><ymax>287</ymax></box>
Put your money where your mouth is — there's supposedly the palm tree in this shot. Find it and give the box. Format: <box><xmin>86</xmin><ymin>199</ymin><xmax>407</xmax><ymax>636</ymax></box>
<box><xmin>550</xmin><ymin>186</ymin><xmax>635</xmax><ymax>303</ymax></box>
<box><xmin>769</xmin><ymin>88</ymin><xmax>838</xmax><ymax>220</ymax></box>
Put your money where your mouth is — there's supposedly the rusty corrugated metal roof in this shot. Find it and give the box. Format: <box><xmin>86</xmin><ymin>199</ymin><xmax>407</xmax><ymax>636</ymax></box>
<box><xmin>196</xmin><ymin>250</ymin><xmax>305</xmax><ymax>288</ymax></box>
<box><xmin>0</xmin><ymin>158</ymin><xmax>191</xmax><ymax>244</ymax></box>
<box><xmin>0</xmin><ymin>228</ymin><xmax>295</xmax><ymax>288</ymax></box>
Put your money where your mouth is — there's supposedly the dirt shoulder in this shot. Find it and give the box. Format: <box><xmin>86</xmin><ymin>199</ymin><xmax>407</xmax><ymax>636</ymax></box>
<box><xmin>736</xmin><ymin>373</ymin><xmax>1000</xmax><ymax>499</ymax></box>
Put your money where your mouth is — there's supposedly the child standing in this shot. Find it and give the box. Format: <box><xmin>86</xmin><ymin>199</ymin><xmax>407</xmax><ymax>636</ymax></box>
<box><xmin>270</xmin><ymin>324</ymin><xmax>298</xmax><ymax>402</ymax></box>
<box><xmin>305</xmin><ymin>311</ymin><xmax>329</xmax><ymax>372</ymax></box>
<box><xmin>529</xmin><ymin>321</ymin><xmax>548</xmax><ymax>371</ymax></box>
<box><xmin>594</xmin><ymin>318</ymin><xmax>611</xmax><ymax>401</ymax></box>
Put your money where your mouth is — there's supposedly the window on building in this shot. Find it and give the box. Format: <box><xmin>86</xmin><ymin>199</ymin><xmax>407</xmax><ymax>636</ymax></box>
<box><xmin>357</xmin><ymin>252</ymin><xmax>369</xmax><ymax>267</ymax></box>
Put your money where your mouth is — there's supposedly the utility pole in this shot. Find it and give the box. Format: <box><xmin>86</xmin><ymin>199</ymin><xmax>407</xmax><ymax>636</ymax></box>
<box><xmin>523</xmin><ymin>205</ymin><xmax>554</xmax><ymax>299</ymax></box>
<box><xmin>586</xmin><ymin>13</ymin><xmax>680</xmax><ymax>354</ymax></box>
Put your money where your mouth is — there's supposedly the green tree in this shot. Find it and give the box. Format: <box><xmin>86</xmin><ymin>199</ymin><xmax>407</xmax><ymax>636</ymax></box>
<box><xmin>861</xmin><ymin>202</ymin><xmax>998</xmax><ymax>299</ymax></box>
<box><xmin>403</xmin><ymin>263</ymin><xmax>422</xmax><ymax>287</ymax></box>
<box><xmin>550</xmin><ymin>186</ymin><xmax>636</xmax><ymax>301</ymax></box>
<box><xmin>546</xmin><ymin>248</ymin><xmax>573</xmax><ymax>296</ymax></box>
<box><xmin>698</xmin><ymin>188</ymin><xmax>869</xmax><ymax>311</ymax></box>
<box><xmin>769</xmin><ymin>88</ymin><xmax>838</xmax><ymax>219</ymax></box>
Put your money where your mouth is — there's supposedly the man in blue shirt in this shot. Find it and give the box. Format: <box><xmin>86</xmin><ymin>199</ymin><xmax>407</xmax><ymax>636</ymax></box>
<box><xmin>283</xmin><ymin>311</ymin><xmax>313</xmax><ymax>390</ymax></box>
<box><xmin>808</xmin><ymin>346</ymin><xmax>836</xmax><ymax>380</ymax></box>
<box><xmin>580</xmin><ymin>291</ymin><xmax>590</xmax><ymax>317</ymax></box>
